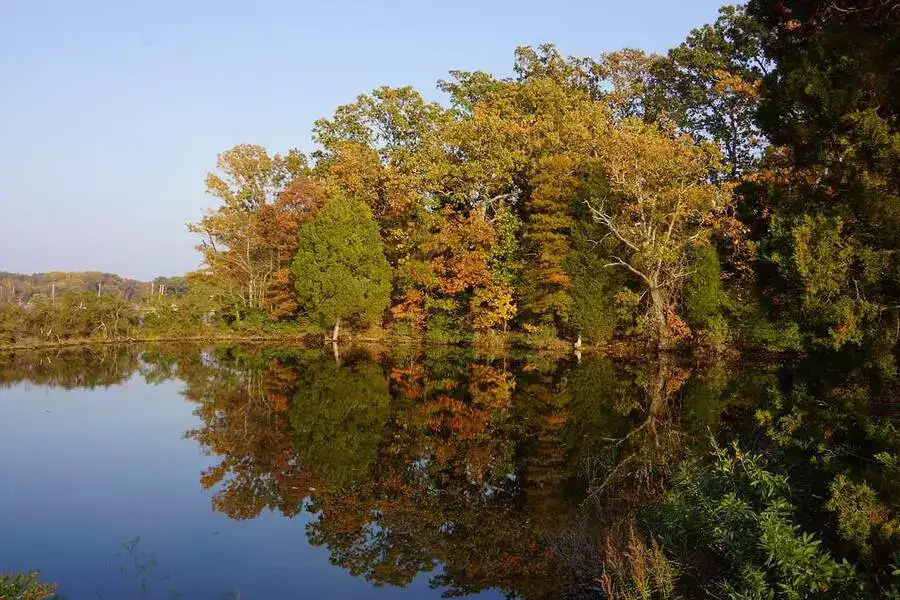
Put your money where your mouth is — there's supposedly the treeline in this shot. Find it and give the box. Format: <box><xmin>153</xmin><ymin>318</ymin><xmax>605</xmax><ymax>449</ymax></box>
<box><xmin>0</xmin><ymin>271</ymin><xmax>189</xmax><ymax>303</ymax></box>
<box><xmin>3</xmin><ymin>1</ymin><xmax>899</xmax><ymax>358</ymax></box>
<box><xmin>182</xmin><ymin>1</ymin><xmax>900</xmax><ymax>356</ymax></box>
<box><xmin>0</xmin><ymin>273</ymin><xmax>195</xmax><ymax>347</ymax></box>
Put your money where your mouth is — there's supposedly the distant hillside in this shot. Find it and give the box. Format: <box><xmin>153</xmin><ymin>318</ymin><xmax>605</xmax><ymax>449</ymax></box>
<box><xmin>0</xmin><ymin>271</ymin><xmax>189</xmax><ymax>303</ymax></box>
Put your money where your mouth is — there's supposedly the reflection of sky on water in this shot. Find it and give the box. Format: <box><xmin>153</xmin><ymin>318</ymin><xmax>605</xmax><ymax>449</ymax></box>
<box><xmin>0</xmin><ymin>377</ymin><xmax>497</xmax><ymax>599</ymax></box>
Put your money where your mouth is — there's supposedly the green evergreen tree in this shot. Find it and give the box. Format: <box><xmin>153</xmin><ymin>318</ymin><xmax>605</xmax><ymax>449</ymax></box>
<box><xmin>566</xmin><ymin>221</ymin><xmax>624</xmax><ymax>344</ymax></box>
<box><xmin>746</xmin><ymin>0</ymin><xmax>900</xmax><ymax>353</ymax></box>
<box><xmin>291</xmin><ymin>195</ymin><xmax>392</xmax><ymax>337</ymax></box>
<box><xmin>683</xmin><ymin>244</ymin><xmax>729</xmax><ymax>345</ymax></box>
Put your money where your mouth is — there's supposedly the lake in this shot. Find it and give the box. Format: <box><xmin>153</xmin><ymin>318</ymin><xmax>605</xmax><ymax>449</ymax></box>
<box><xmin>0</xmin><ymin>345</ymin><xmax>897</xmax><ymax>599</ymax></box>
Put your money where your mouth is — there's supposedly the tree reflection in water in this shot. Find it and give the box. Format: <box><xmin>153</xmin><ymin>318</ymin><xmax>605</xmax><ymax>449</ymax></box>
<box><xmin>4</xmin><ymin>344</ymin><xmax>898</xmax><ymax>599</ymax></box>
<box><xmin>173</xmin><ymin>346</ymin><xmax>731</xmax><ymax>598</ymax></box>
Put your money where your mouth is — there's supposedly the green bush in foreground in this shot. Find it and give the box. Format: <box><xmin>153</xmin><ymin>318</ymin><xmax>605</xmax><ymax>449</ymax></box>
<box><xmin>648</xmin><ymin>441</ymin><xmax>887</xmax><ymax>599</ymax></box>
<box><xmin>0</xmin><ymin>571</ymin><xmax>58</xmax><ymax>600</ymax></box>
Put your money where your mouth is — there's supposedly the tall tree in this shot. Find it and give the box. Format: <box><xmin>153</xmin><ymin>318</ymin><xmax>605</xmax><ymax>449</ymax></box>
<box><xmin>291</xmin><ymin>195</ymin><xmax>392</xmax><ymax>338</ymax></box>
<box><xmin>648</xmin><ymin>5</ymin><xmax>770</xmax><ymax>179</ymax></box>
<box><xmin>587</xmin><ymin>120</ymin><xmax>737</xmax><ymax>349</ymax></box>
<box><xmin>442</xmin><ymin>56</ymin><xmax>610</xmax><ymax>333</ymax></box>
<box><xmin>189</xmin><ymin>144</ymin><xmax>310</xmax><ymax>318</ymax></box>
<box><xmin>312</xmin><ymin>87</ymin><xmax>452</xmax><ymax>327</ymax></box>
<box><xmin>256</xmin><ymin>177</ymin><xmax>324</xmax><ymax>319</ymax></box>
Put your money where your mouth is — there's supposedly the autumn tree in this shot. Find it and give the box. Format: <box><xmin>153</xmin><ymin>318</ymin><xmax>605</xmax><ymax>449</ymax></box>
<box><xmin>647</xmin><ymin>5</ymin><xmax>769</xmax><ymax>179</ymax></box>
<box><xmin>588</xmin><ymin>120</ymin><xmax>737</xmax><ymax>349</ymax></box>
<box><xmin>312</xmin><ymin>87</ymin><xmax>452</xmax><ymax>327</ymax></box>
<box><xmin>291</xmin><ymin>194</ymin><xmax>392</xmax><ymax>339</ymax></box>
<box><xmin>256</xmin><ymin>177</ymin><xmax>324</xmax><ymax>318</ymax></box>
<box><xmin>313</xmin><ymin>84</ymin><xmax>527</xmax><ymax>336</ymax></box>
<box><xmin>189</xmin><ymin>144</ymin><xmax>310</xmax><ymax>319</ymax></box>
<box><xmin>439</xmin><ymin>52</ymin><xmax>612</xmax><ymax>334</ymax></box>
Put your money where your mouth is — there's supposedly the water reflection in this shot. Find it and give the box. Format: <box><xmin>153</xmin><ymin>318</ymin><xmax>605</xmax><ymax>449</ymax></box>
<box><xmin>180</xmin><ymin>347</ymin><xmax>577</xmax><ymax>596</ymax></box>
<box><xmin>111</xmin><ymin>536</ymin><xmax>181</xmax><ymax>600</ymax></box>
<box><xmin>0</xmin><ymin>346</ymin><xmax>142</xmax><ymax>388</ymax></box>
<box><xmin>2</xmin><ymin>344</ymin><xmax>898</xmax><ymax>599</ymax></box>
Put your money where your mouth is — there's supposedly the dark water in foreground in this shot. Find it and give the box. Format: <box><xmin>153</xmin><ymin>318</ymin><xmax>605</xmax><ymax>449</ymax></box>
<box><xmin>0</xmin><ymin>345</ymin><xmax>897</xmax><ymax>599</ymax></box>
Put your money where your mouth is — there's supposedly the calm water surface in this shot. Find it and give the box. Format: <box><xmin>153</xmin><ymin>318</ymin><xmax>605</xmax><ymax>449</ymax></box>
<box><xmin>0</xmin><ymin>345</ymin><xmax>896</xmax><ymax>599</ymax></box>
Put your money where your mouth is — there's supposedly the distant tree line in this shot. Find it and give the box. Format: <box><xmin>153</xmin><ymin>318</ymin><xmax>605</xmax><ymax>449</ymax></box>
<box><xmin>0</xmin><ymin>271</ymin><xmax>189</xmax><ymax>304</ymax></box>
<box><xmin>0</xmin><ymin>273</ymin><xmax>192</xmax><ymax>347</ymax></box>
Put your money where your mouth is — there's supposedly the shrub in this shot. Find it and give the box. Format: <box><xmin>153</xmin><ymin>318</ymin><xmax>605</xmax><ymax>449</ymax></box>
<box><xmin>0</xmin><ymin>571</ymin><xmax>57</xmax><ymax>600</ymax></box>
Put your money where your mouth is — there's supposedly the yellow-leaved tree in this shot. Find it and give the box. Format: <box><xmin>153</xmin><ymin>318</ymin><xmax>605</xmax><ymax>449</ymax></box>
<box><xmin>588</xmin><ymin>120</ymin><xmax>739</xmax><ymax>349</ymax></box>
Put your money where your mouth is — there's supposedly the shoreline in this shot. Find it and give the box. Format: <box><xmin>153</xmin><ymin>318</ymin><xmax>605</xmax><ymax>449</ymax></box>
<box><xmin>0</xmin><ymin>333</ymin><xmax>794</xmax><ymax>363</ymax></box>
<box><xmin>0</xmin><ymin>333</ymin><xmax>320</xmax><ymax>353</ymax></box>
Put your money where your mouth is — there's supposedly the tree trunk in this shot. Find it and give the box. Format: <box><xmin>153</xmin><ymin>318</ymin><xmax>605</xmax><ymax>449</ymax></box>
<box><xmin>332</xmin><ymin>317</ymin><xmax>341</xmax><ymax>343</ymax></box>
<box><xmin>641</xmin><ymin>353</ymin><xmax>676</xmax><ymax>441</ymax></box>
<box><xmin>648</xmin><ymin>354</ymin><xmax>673</xmax><ymax>417</ymax></box>
<box><xmin>649</xmin><ymin>286</ymin><xmax>673</xmax><ymax>351</ymax></box>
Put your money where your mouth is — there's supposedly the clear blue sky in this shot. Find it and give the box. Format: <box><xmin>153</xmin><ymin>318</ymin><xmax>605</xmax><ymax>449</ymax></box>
<box><xmin>0</xmin><ymin>0</ymin><xmax>726</xmax><ymax>281</ymax></box>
